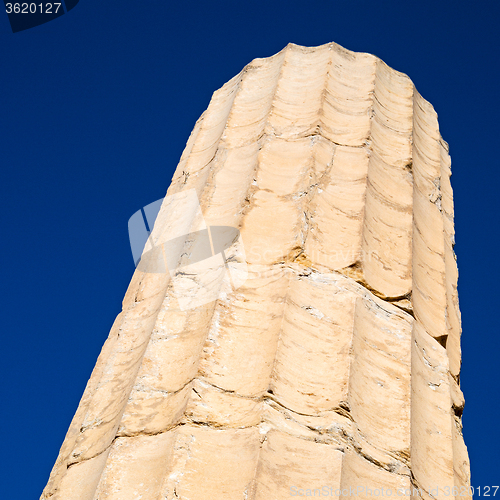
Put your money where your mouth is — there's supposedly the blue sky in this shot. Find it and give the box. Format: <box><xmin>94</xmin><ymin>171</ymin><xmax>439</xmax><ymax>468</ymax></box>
<box><xmin>1</xmin><ymin>1</ymin><xmax>498</xmax><ymax>497</ymax></box>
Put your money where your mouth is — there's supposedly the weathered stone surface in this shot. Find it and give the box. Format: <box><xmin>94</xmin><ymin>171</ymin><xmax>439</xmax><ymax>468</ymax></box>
<box><xmin>41</xmin><ymin>42</ymin><xmax>470</xmax><ymax>499</ymax></box>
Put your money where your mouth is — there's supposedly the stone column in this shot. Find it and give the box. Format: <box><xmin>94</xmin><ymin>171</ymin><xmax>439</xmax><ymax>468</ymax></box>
<box><xmin>41</xmin><ymin>42</ymin><xmax>470</xmax><ymax>500</ymax></box>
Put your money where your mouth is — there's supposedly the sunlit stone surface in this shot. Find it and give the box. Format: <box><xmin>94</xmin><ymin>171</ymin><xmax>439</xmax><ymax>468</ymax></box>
<box><xmin>41</xmin><ymin>42</ymin><xmax>470</xmax><ymax>500</ymax></box>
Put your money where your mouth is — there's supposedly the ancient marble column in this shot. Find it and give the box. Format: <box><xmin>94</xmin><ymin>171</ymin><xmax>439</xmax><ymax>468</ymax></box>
<box><xmin>41</xmin><ymin>42</ymin><xmax>470</xmax><ymax>500</ymax></box>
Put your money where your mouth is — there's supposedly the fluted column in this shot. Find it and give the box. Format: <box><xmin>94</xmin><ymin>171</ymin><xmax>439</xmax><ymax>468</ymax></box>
<box><xmin>41</xmin><ymin>42</ymin><xmax>470</xmax><ymax>500</ymax></box>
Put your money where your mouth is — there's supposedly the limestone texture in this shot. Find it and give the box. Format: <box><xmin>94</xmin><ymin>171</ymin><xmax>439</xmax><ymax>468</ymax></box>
<box><xmin>41</xmin><ymin>42</ymin><xmax>470</xmax><ymax>499</ymax></box>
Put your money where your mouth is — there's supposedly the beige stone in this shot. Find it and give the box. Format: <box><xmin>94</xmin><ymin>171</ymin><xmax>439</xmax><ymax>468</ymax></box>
<box><xmin>41</xmin><ymin>42</ymin><xmax>470</xmax><ymax>500</ymax></box>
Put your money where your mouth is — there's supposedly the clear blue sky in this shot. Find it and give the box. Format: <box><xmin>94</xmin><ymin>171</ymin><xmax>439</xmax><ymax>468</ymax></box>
<box><xmin>1</xmin><ymin>1</ymin><xmax>498</xmax><ymax>497</ymax></box>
